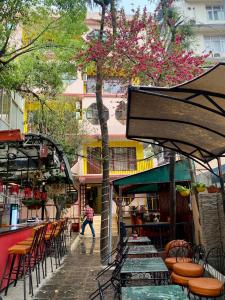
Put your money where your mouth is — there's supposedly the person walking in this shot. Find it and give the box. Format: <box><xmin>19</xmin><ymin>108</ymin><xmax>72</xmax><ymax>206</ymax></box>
<box><xmin>80</xmin><ymin>204</ymin><xmax>95</xmax><ymax>238</ymax></box>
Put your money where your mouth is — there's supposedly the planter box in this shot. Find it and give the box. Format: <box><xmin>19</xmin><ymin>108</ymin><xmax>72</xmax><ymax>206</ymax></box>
<box><xmin>207</xmin><ymin>186</ymin><xmax>220</xmax><ymax>193</ymax></box>
<box><xmin>71</xmin><ymin>222</ymin><xmax>80</xmax><ymax>232</ymax></box>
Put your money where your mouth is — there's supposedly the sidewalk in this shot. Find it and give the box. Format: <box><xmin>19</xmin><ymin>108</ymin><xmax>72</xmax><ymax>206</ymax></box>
<box><xmin>33</xmin><ymin>236</ymin><xmax>115</xmax><ymax>300</ymax></box>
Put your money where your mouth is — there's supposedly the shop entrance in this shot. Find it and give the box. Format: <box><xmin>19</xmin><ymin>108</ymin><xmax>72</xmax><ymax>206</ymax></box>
<box><xmin>85</xmin><ymin>185</ymin><xmax>102</xmax><ymax>214</ymax></box>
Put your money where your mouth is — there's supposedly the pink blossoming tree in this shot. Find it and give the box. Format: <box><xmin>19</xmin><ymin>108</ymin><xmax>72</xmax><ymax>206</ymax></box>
<box><xmin>77</xmin><ymin>1</ymin><xmax>207</xmax><ymax>260</ymax></box>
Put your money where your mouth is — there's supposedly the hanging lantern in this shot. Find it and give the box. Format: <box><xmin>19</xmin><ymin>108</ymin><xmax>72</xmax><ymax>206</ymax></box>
<box><xmin>41</xmin><ymin>191</ymin><xmax>47</xmax><ymax>201</ymax></box>
<box><xmin>60</xmin><ymin>162</ymin><xmax>65</xmax><ymax>172</ymax></box>
<box><xmin>24</xmin><ymin>187</ymin><xmax>32</xmax><ymax>199</ymax></box>
<box><xmin>10</xmin><ymin>184</ymin><xmax>19</xmax><ymax>195</ymax></box>
<box><xmin>39</xmin><ymin>145</ymin><xmax>48</xmax><ymax>158</ymax></box>
<box><xmin>0</xmin><ymin>180</ymin><xmax>3</xmax><ymax>193</ymax></box>
<box><xmin>33</xmin><ymin>189</ymin><xmax>41</xmax><ymax>200</ymax></box>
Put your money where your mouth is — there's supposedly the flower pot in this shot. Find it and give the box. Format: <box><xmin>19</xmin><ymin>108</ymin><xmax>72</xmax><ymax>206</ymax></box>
<box><xmin>179</xmin><ymin>190</ymin><xmax>190</xmax><ymax>197</ymax></box>
<box><xmin>22</xmin><ymin>199</ymin><xmax>42</xmax><ymax>210</ymax></box>
<box><xmin>207</xmin><ymin>186</ymin><xmax>220</xmax><ymax>193</ymax></box>
<box><xmin>71</xmin><ymin>223</ymin><xmax>80</xmax><ymax>232</ymax></box>
<box><xmin>196</xmin><ymin>186</ymin><xmax>206</xmax><ymax>193</ymax></box>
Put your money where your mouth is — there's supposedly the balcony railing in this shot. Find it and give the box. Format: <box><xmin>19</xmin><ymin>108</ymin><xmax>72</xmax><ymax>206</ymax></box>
<box><xmin>86</xmin><ymin>157</ymin><xmax>153</xmax><ymax>175</ymax></box>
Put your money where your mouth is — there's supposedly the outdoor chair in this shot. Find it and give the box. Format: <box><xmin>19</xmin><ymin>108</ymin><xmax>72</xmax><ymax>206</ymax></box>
<box><xmin>90</xmin><ymin>247</ymin><xmax>129</xmax><ymax>300</ymax></box>
<box><xmin>171</xmin><ymin>245</ymin><xmax>206</xmax><ymax>288</ymax></box>
<box><xmin>16</xmin><ymin>223</ymin><xmax>49</xmax><ymax>287</ymax></box>
<box><xmin>188</xmin><ymin>247</ymin><xmax>225</xmax><ymax>299</ymax></box>
<box><xmin>101</xmin><ymin>237</ymin><xmax>128</xmax><ymax>264</ymax></box>
<box><xmin>96</xmin><ymin>243</ymin><xmax>129</xmax><ymax>280</ymax></box>
<box><xmin>0</xmin><ymin>225</ymin><xmax>44</xmax><ymax>300</ymax></box>
<box><xmin>165</xmin><ymin>240</ymin><xmax>193</xmax><ymax>270</ymax></box>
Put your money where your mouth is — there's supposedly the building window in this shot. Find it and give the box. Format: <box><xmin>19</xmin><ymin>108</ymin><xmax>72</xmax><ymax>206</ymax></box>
<box><xmin>206</xmin><ymin>5</ymin><xmax>224</xmax><ymax>21</ymax></box>
<box><xmin>86</xmin><ymin>76</ymin><xmax>126</xmax><ymax>94</ymax></box>
<box><xmin>115</xmin><ymin>101</ymin><xmax>127</xmax><ymax>125</ymax></box>
<box><xmin>0</xmin><ymin>90</ymin><xmax>11</xmax><ymax>124</ymax></box>
<box><xmin>86</xmin><ymin>76</ymin><xmax>96</xmax><ymax>93</ymax></box>
<box><xmin>204</xmin><ymin>35</ymin><xmax>225</xmax><ymax>55</ymax></box>
<box><xmin>103</xmin><ymin>78</ymin><xmax>126</xmax><ymax>94</ymax></box>
<box><xmin>87</xmin><ymin>147</ymin><xmax>102</xmax><ymax>174</ymax></box>
<box><xmin>86</xmin><ymin>103</ymin><xmax>109</xmax><ymax>125</ymax></box>
<box><xmin>86</xmin><ymin>29</ymin><xmax>107</xmax><ymax>41</ymax></box>
<box><xmin>109</xmin><ymin>147</ymin><xmax>137</xmax><ymax>171</ymax></box>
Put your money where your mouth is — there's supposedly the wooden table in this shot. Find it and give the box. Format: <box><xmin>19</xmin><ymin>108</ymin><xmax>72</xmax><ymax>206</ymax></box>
<box><xmin>122</xmin><ymin>285</ymin><xmax>189</xmax><ymax>300</ymax></box>
<box><xmin>127</xmin><ymin>245</ymin><xmax>158</xmax><ymax>257</ymax></box>
<box><xmin>120</xmin><ymin>257</ymin><xmax>169</xmax><ymax>285</ymax></box>
<box><xmin>126</xmin><ymin>236</ymin><xmax>151</xmax><ymax>245</ymax></box>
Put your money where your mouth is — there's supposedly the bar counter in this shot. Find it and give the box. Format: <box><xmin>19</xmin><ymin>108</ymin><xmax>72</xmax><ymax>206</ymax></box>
<box><xmin>0</xmin><ymin>223</ymin><xmax>38</xmax><ymax>291</ymax></box>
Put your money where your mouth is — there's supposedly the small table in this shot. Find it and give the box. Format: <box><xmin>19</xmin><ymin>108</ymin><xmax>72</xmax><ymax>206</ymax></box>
<box><xmin>128</xmin><ymin>245</ymin><xmax>158</xmax><ymax>258</ymax></box>
<box><xmin>122</xmin><ymin>285</ymin><xmax>189</xmax><ymax>300</ymax></box>
<box><xmin>120</xmin><ymin>257</ymin><xmax>169</xmax><ymax>285</ymax></box>
<box><xmin>126</xmin><ymin>236</ymin><xmax>151</xmax><ymax>245</ymax></box>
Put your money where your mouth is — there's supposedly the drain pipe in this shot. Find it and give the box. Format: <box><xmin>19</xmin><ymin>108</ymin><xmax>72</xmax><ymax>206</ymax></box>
<box><xmin>108</xmin><ymin>184</ymin><xmax>113</xmax><ymax>264</ymax></box>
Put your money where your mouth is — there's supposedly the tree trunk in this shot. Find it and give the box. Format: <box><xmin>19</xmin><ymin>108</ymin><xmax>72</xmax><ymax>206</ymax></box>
<box><xmin>96</xmin><ymin>3</ymin><xmax>110</xmax><ymax>262</ymax></box>
<box><xmin>169</xmin><ymin>150</ymin><xmax>176</xmax><ymax>240</ymax></box>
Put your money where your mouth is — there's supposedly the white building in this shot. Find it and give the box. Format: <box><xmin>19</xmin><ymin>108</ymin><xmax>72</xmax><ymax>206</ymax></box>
<box><xmin>0</xmin><ymin>90</ymin><xmax>24</xmax><ymax>132</ymax></box>
<box><xmin>174</xmin><ymin>0</ymin><xmax>225</xmax><ymax>60</ymax></box>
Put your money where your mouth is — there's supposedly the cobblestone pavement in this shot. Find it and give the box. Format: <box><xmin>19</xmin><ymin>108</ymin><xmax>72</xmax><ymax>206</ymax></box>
<box><xmin>33</xmin><ymin>236</ymin><xmax>116</xmax><ymax>300</ymax></box>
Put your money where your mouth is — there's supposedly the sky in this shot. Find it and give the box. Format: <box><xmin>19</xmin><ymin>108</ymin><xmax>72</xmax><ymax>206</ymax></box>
<box><xmin>119</xmin><ymin>0</ymin><xmax>157</xmax><ymax>13</ymax></box>
<box><xmin>92</xmin><ymin>0</ymin><xmax>157</xmax><ymax>14</ymax></box>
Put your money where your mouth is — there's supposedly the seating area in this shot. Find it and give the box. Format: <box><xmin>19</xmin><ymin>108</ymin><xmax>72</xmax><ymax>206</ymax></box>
<box><xmin>91</xmin><ymin>237</ymin><xmax>225</xmax><ymax>299</ymax></box>
<box><xmin>0</xmin><ymin>220</ymin><xmax>67</xmax><ymax>300</ymax></box>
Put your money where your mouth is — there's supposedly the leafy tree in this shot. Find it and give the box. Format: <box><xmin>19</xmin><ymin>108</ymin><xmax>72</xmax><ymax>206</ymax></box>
<box><xmin>29</xmin><ymin>97</ymin><xmax>90</xmax><ymax>165</ymax></box>
<box><xmin>77</xmin><ymin>1</ymin><xmax>206</xmax><ymax>260</ymax></box>
<box><xmin>0</xmin><ymin>0</ymin><xmax>87</xmax><ymax>98</ymax></box>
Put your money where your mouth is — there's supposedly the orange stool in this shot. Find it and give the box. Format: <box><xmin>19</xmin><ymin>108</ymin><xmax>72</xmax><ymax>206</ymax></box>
<box><xmin>0</xmin><ymin>226</ymin><xmax>44</xmax><ymax>300</ymax></box>
<box><xmin>188</xmin><ymin>278</ymin><xmax>224</xmax><ymax>297</ymax></box>
<box><xmin>171</xmin><ymin>272</ymin><xmax>194</xmax><ymax>287</ymax></box>
<box><xmin>165</xmin><ymin>256</ymin><xmax>192</xmax><ymax>270</ymax></box>
<box><xmin>173</xmin><ymin>262</ymin><xmax>204</xmax><ymax>277</ymax></box>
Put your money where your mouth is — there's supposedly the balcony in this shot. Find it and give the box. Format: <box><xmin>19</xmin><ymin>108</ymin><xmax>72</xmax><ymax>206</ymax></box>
<box><xmin>86</xmin><ymin>157</ymin><xmax>154</xmax><ymax>175</ymax></box>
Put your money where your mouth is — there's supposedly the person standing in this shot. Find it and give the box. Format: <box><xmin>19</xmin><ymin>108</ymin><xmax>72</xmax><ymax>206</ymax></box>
<box><xmin>80</xmin><ymin>204</ymin><xmax>95</xmax><ymax>238</ymax></box>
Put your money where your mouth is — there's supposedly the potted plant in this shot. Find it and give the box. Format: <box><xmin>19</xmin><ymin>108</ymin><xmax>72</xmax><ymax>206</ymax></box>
<box><xmin>22</xmin><ymin>199</ymin><xmax>42</xmax><ymax>210</ymax></box>
<box><xmin>176</xmin><ymin>185</ymin><xmax>191</xmax><ymax>197</ymax></box>
<box><xmin>192</xmin><ymin>182</ymin><xmax>206</xmax><ymax>193</ymax></box>
<box><xmin>207</xmin><ymin>185</ymin><xmax>220</xmax><ymax>193</ymax></box>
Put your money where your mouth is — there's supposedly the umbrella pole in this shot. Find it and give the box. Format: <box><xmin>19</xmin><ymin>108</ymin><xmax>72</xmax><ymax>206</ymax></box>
<box><xmin>217</xmin><ymin>157</ymin><xmax>225</xmax><ymax>212</ymax></box>
<box><xmin>169</xmin><ymin>150</ymin><xmax>176</xmax><ymax>240</ymax></box>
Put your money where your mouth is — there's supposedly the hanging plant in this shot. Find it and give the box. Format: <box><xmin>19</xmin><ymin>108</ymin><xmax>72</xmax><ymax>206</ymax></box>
<box><xmin>22</xmin><ymin>199</ymin><xmax>42</xmax><ymax>210</ymax></box>
<box><xmin>192</xmin><ymin>182</ymin><xmax>206</xmax><ymax>193</ymax></box>
<box><xmin>176</xmin><ymin>185</ymin><xmax>191</xmax><ymax>197</ymax></box>
<box><xmin>207</xmin><ymin>185</ymin><xmax>220</xmax><ymax>193</ymax></box>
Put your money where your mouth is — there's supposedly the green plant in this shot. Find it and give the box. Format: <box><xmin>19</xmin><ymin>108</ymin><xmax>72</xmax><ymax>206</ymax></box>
<box><xmin>22</xmin><ymin>199</ymin><xmax>42</xmax><ymax>209</ymax></box>
<box><xmin>176</xmin><ymin>185</ymin><xmax>191</xmax><ymax>197</ymax></box>
<box><xmin>176</xmin><ymin>185</ymin><xmax>190</xmax><ymax>192</ymax></box>
<box><xmin>192</xmin><ymin>182</ymin><xmax>206</xmax><ymax>189</ymax></box>
<box><xmin>192</xmin><ymin>182</ymin><xmax>206</xmax><ymax>192</ymax></box>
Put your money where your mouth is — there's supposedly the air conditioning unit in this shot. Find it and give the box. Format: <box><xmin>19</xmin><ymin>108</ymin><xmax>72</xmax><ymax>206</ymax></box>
<box><xmin>82</xmin><ymin>73</ymin><xmax>87</xmax><ymax>82</ymax></box>
<box><xmin>75</xmin><ymin>101</ymin><xmax>81</xmax><ymax>109</ymax></box>
<box><xmin>213</xmin><ymin>53</ymin><xmax>221</xmax><ymax>58</ymax></box>
<box><xmin>189</xmin><ymin>19</ymin><xmax>196</xmax><ymax>25</ymax></box>
<box><xmin>76</xmin><ymin>112</ymin><xmax>81</xmax><ymax>120</ymax></box>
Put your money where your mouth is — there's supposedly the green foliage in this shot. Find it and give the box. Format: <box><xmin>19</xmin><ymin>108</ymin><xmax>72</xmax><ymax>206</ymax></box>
<box><xmin>0</xmin><ymin>0</ymin><xmax>87</xmax><ymax>97</ymax></box>
<box><xmin>192</xmin><ymin>182</ymin><xmax>206</xmax><ymax>189</ymax></box>
<box><xmin>176</xmin><ymin>185</ymin><xmax>190</xmax><ymax>192</ymax></box>
<box><xmin>30</xmin><ymin>97</ymin><xmax>89</xmax><ymax>165</ymax></box>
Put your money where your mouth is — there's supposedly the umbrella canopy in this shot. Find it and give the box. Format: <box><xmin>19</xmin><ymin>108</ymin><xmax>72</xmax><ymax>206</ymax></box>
<box><xmin>126</xmin><ymin>63</ymin><xmax>225</xmax><ymax>170</ymax></box>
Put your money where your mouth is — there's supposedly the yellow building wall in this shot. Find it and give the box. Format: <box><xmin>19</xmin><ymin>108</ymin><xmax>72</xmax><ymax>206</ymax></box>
<box><xmin>24</xmin><ymin>99</ymin><xmax>80</xmax><ymax>133</ymax></box>
<box><xmin>83</xmin><ymin>140</ymin><xmax>153</xmax><ymax>175</ymax></box>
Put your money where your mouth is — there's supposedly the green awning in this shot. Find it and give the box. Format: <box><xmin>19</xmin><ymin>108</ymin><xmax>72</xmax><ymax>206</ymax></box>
<box><xmin>113</xmin><ymin>160</ymin><xmax>191</xmax><ymax>193</ymax></box>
